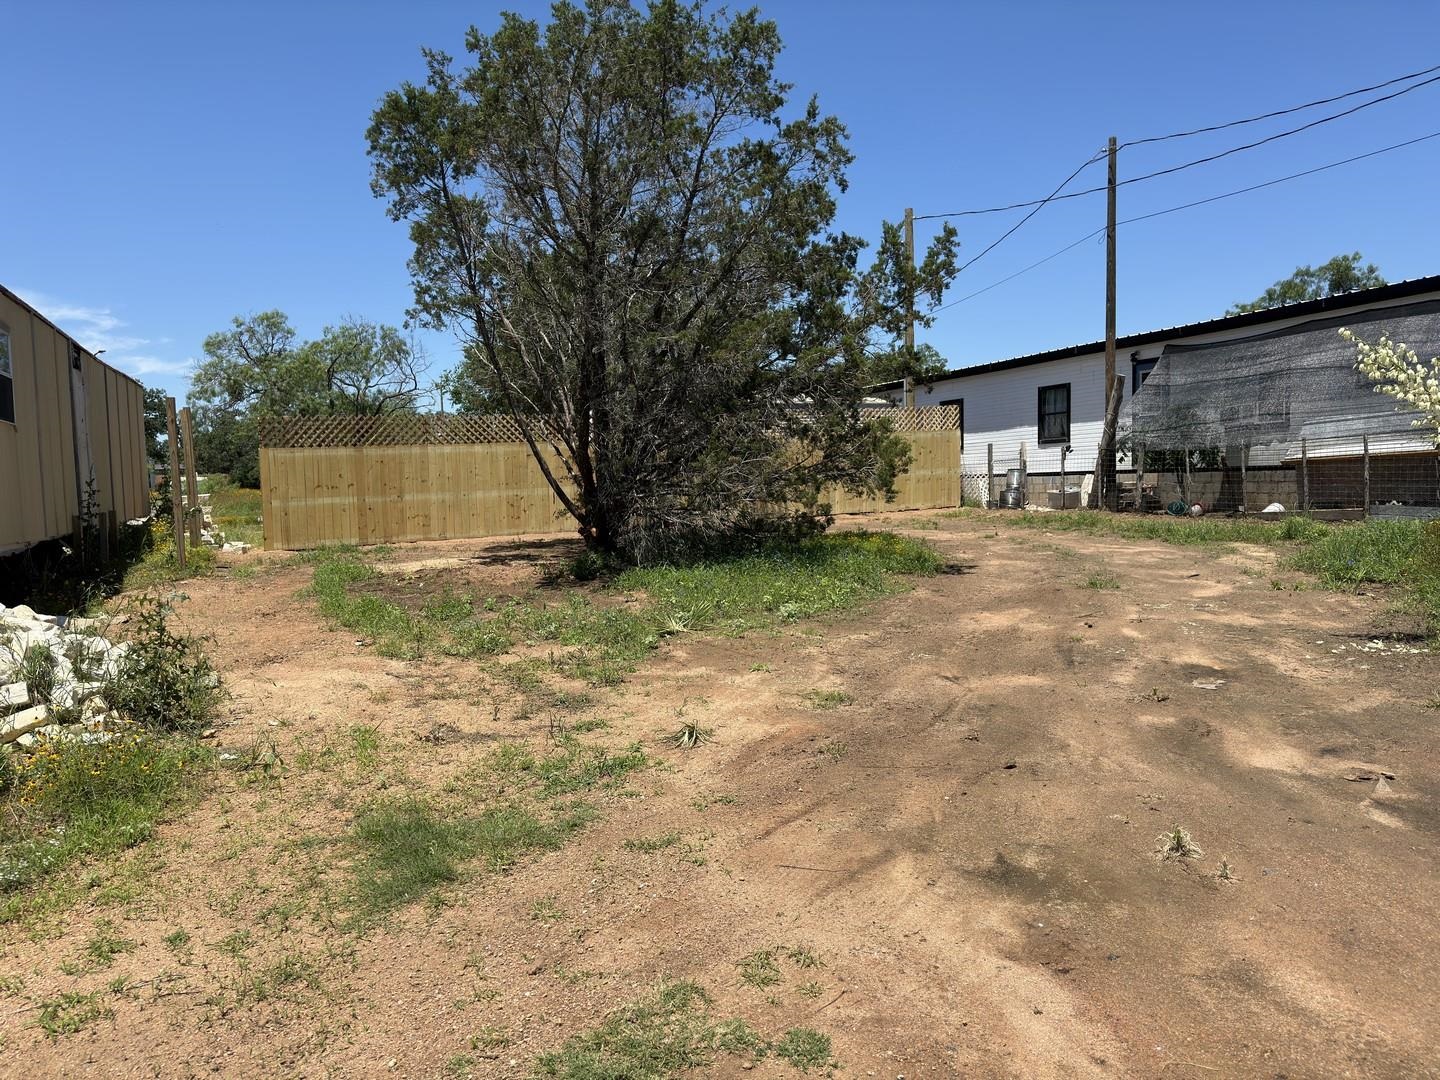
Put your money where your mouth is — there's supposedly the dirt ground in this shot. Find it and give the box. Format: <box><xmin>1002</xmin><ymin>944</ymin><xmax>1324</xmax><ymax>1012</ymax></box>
<box><xmin>4</xmin><ymin>511</ymin><xmax>1438</xmax><ymax>1079</ymax></box>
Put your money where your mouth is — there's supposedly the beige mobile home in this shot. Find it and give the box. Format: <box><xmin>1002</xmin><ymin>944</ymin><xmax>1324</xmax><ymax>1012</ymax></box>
<box><xmin>0</xmin><ymin>285</ymin><xmax>149</xmax><ymax>555</ymax></box>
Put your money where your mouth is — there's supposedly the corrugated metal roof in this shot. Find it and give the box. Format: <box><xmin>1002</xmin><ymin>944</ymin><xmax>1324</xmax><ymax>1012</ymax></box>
<box><xmin>901</xmin><ymin>273</ymin><xmax>1440</xmax><ymax>386</ymax></box>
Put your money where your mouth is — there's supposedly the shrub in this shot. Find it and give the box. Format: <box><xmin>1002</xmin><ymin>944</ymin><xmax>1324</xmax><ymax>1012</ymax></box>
<box><xmin>103</xmin><ymin>594</ymin><xmax>224</xmax><ymax>733</ymax></box>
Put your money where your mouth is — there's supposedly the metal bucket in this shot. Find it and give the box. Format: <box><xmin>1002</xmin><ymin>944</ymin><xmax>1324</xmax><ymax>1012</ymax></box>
<box><xmin>1005</xmin><ymin>468</ymin><xmax>1025</xmax><ymax>488</ymax></box>
<box><xmin>998</xmin><ymin>487</ymin><xmax>1025</xmax><ymax>510</ymax></box>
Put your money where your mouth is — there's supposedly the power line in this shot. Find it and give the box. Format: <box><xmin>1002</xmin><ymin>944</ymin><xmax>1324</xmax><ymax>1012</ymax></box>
<box><xmin>915</xmin><ymin>70</ymin><xmax>1440</xmax><ymax>222</ymax></box>
<box><xmin>951</xmin><ymin>147</ymin><xmax>1105</xmax><ymax>274</ymax></box>
<box><xmin>1121</xmin><ymin>61</ymin><xmax>1440</xmax><ymax>147</ymax></box>
<box><xmin>929</xmin><ymin>129</ymin><xmax>1440</xmax><ymax>315</ymax></box>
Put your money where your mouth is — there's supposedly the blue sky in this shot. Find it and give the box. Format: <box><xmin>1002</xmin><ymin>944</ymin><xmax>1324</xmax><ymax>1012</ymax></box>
<box><xmin>9</xmin><ymin>1</ymin><xmax>1440</xmax><ymax>403</ymax></box>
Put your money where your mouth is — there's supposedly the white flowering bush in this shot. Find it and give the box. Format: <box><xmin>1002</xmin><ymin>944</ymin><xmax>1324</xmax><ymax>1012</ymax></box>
<box><xmin>1340</xmin><ymin>327</ymin><xmax>1440</xmax><ymax>444</ymax></box>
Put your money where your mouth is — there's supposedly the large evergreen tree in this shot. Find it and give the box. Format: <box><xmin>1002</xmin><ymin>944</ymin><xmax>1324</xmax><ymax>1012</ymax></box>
<box><xmin>368</xmin><ymin>0</ymin><xmax>957</xmax><ymax>560</ymax></box>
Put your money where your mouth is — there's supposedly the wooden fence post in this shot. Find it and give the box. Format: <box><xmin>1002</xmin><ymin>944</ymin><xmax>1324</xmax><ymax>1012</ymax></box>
<box><xmin>165</xmin><ymin>397</ymin><xmax>186</xmax><ymax>569</ymax></box>
<box><xmin>1136</xmin><ymin>442</ymin><xmax>1146</xmax><ymax>513</ymax></box>
<box><xmin>987</xmin><ymin>443</ymin><xmax>995</xmax><ymax>508</ymax></box>
<box><xmin>1182</xmin><ymin>447</ymin><xmax>1191</xmax><ymax>506</ymax></box>
<box><xmin>1300</xmin><ymin>437</ymin><xmax>1310</xmax><ymax>513</ymax></box>
<box><xmin>1362</xmin><ymin>436</ymin><xmax>1370</xmax><ymax>516</ymax></box>
<box><xmin>181</xmin><ymin>406</ymin><xmax>202</xmax><ymax>548</ymax></box>
<box><xmin>1239</xmin><ymin>445</ymin><xmax>1248</xmax><ymax>514</ymax></box>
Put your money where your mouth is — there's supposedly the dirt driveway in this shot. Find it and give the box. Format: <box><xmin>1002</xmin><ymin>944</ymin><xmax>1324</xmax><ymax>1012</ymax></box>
<box><xmin>5</xmin><ymin>512</ymin><xmax>1438</xmax><ymax>1079</ymax></box>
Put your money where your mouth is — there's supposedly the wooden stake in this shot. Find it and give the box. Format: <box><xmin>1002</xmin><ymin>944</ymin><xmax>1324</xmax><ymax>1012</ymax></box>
<box><xmin>1088</xmin><ymin>374</ymin><xmax>1125</xmax><ymax>509</ymax></box>
<box><xmin>987</xmin><ymin>443</ymin><xmax>995</xmax><ymax>508</ymax></box>
<box><xmin>1362</xmin><ymin>435</ymin><xmax>1370</xmax><ymax>516</ymax></box>
<box><xmin>165</xmin><ymin>397</ymin><xmax>186</xmax><ymax>569</ymax></box>
<box><xmin>1300</xmin><ymin>437</ymin><xmax>1310</xmax><ymax>512</ymax></box>
<box><xmin>1239</xmin><ymin>445</ymin><xmax>1248</xmax><ymax>514</ymax></box>
<box><xmin>1137</xmin><ymin>442</ymin><xmax>1146</xmax><ymax>513</ymax></box>
<box><xmin>181</xmin><ymin>406</ymin><xmax>201</xmax><ymax>548</ymax></box>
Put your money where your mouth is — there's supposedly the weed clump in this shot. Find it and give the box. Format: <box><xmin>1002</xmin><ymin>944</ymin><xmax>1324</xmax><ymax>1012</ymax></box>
<box><xmin>1155</xmin><ymin>825</ymin><xmax>1204</xmax><ymax>861</ymax></box>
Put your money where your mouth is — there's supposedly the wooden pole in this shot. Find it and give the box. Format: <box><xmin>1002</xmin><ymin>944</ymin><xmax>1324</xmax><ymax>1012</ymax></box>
<box><xmin>1362</xmin><ymin>435</ymin><xmax>1370</xmax><ymax>516</ymax></box>
<box><xmin>181</xmin><ymin>406</ymin><xmax>201</xmax><ymax>548</ymax></box>
<box><xmin>1088</xmin><ymin>374</ymin><xmax>1125</xmax><ymax>509</ymax></box>
<box><xmin>987</xmin><ymin>443</ymin><xmax>995</xmax><ymax>508</ymax></box>
<box><xmin>904</xmin><ymin>206</ymin><xmax>916</xmax><ymax>408</ymax></box>
<box><xmin>1300</xmin><ymin>437</ymin><xmax>1310</xmax><ymax>512</ymax></box>
<box><xmin>1103</xmin><ymin>135</ymin><xmax>1118</xmax><ymax>509</ymax></box>
<box><xmin>1137</xmin><ymin>442</ymin><xmax>1146</xmax><ymax>513</ymax></box>
<box><xmin>165</xmin><ymin>396</ymin><xmax>186</xmax><ymax>569</ymax></box>
<box><xmin>1239</xmin><ymin>445</ymin><xmax>1248</xmax><ymax>514</ymax></box>
<box><xmin>1183</xmin><ymin>447</ymin><xmax>1192</xmax><ymax>506</ymax></box>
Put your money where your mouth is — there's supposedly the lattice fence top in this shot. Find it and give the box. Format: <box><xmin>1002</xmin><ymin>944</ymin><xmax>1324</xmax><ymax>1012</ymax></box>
<box><xmin>259</xmin><ymin>414</ymin><xmax>526</xmax><ymax>448</ymax></box>
<box><xmin>259</xmin><ymin>405</ymin><xmax>958</xmax><ymax>449</ymax></box>
<box><xmin>871</xmin><ymin>405</ymin><xmax>960</xmax><ymax>433</ymax></box>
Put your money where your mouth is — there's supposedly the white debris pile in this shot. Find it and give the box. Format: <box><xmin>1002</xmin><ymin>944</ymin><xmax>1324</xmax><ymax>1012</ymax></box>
<box><xmin>0</xmin><ymin>603</ymin><xmax>130</xmax><ymax>752</ymax></box>
<box><xmin>193</xmin><ymin>489</ymin><xmax>251</xmax><ymax>554</ymax></box>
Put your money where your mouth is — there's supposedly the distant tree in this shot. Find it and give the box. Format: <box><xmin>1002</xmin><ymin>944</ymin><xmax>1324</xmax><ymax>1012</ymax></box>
<box><xmin>1228</xmin><ymin>253</ymin><xmax>1386</xmax><ymax>315</ymax></box>
<box><xmin>189</xmin><ymin>311</ymin><xmax>424</xmax><ymax>487</ymax></box>
<box><xmin>368</xmin><ymin>1</ymin><xmax>958</xmax><ymax>560</ymax></box>
<box><xmin>142</xmin><ymin>386</ymin><xmax>168</xmax><ymax>465</ymax></box>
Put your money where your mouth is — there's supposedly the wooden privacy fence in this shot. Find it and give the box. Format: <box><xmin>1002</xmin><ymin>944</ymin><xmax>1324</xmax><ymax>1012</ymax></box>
<box><xmin>258</xmin><ymin>407</ymin><xmax>960</xmax><ymax>550</ymax></box>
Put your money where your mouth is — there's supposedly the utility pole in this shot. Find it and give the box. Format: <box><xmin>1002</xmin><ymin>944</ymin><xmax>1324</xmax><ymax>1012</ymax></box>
<box><xmin>1103</xmin><ymin>135</ymin><xmax>1118</xmax><ymax>510</ymax></box>
<box><xmin>904</xmin><ymin>206</ymin><xmax>916</xmax><ymax>407</ymax></box>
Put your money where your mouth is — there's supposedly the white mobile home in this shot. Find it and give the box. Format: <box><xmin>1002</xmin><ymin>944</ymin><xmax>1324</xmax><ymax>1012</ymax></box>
<box><xmin>886</xmin><ymin>275</ymin><xmax>1440</xmax><ymax>512</ymax></box>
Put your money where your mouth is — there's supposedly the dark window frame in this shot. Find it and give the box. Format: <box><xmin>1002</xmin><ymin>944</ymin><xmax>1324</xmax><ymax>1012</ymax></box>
<box><xmin>1131</xmin><ymin>358</ymin><xmax>1157</xmax><ymax>394</ymax></box>
<box><xmin>1036</xmin><ymin>382</ymin><xmax>1070</xmax><ymax>445</ymax></box>
<box><xmin>0</xmin><ymin>326</ymin><xmax>14</xmax><ymax>426</ymax></box>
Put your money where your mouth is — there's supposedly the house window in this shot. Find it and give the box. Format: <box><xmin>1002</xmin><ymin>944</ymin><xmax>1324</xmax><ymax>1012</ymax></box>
<box><xmin>0</xmin><ymin>328</ymin><xmax>14</xmax><ymax>425</ymax></box>
<box><xmin>1132</xmin><ymin>358</ymin><xmax>1157</xmax><ymax>393</ymax></box>
<box><xmin>1037</xmin><ymin>383</ymin><xmax>1070</xmax><ymax>444</ymax></box>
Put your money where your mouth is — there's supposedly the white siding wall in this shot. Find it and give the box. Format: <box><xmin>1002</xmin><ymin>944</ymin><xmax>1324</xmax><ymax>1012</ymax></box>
<box><xmin>913</xmin><ymin>351</ymin><xmax>1107</xmax><ymax>474</ymax></box>
<box><xmin>911</xmin><ymin>288</ymin><xmax>1440</xmax><ymax>474</ymax></box>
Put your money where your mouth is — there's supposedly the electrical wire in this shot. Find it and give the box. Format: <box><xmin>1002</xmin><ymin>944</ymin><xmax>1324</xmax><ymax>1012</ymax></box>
<box><xmin>951</xmin><ymin>147</ymin><xmax>1106</xmax><ymax>275</ymax></box>
<box><xmin>929</xmin><ymin>128</ymin><xmax>1440</xmax><ymax>315</ymax></box>
<box><xmin>1121</xmin><ymin>61</ymin><xmax>1440</xmax><ymax>147</ymax></box>
<box><xmin>915</xmin><ymin>70</ymin><xmax>1440</xmax><ymax>221</ymax></box>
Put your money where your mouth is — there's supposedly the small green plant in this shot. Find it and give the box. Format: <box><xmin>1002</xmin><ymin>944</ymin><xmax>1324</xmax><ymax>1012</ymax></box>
<box><xmin>737</xmin><ymin>949</ymin><xmax>782</xmax><ymax>988</ymax></box>
<box><xmin>773</xmin><ymin>1027</ymin><xmax>833</xmax><ymax>1070</ymax></box>
<box><xmin>1081</xmin><ymin>569</ymin><xmax>1120</xmax><ymax>590</ymax></box>
<box><xmin>796</xmin><ymin>980</ymin><xmax>823</xmax><ymax>999</ymax></box>
<box><xmin>444</xmin><ymin>1054</ymin><xmax>476</xmax><ymax>1078</ymax></box>
<box><xmin>103</xmin><ymin>593</ymin><xmax>224</xmax><ymax>733</ymax></box>
<box><xmin>163</xmin><ymin>928</ymin><xmax>191</xmax><ymax>952</ymax></box>
<box><xmin>671</xmin><ymin>717</ymin><xmax>714</xmax><ymax>749</ymax></box>
<box><xmin>1217</xmin><ymin>858</ymin><xmax>1238</xmax><ymax>882</ymax></box>
<box><xmin>82</xmin><ymin>922</ymin><xmax>135</xmax><ymax>969</ymax></box>
<box><xmin>749</xmin><ymin>662</ymin><xmax>773</xmax><ymax>672</ymax></box>
<box><xmin>804</xmin><ymin>689</ymin><xmax>853</xmax><ymax>710</ymax></box>
<box><xmin>786</xmin><ymin>945</ymin><xmax>823</xmax><ymax>969</ymax></box>
<box><xmin>1155</xmin><ymin>824</ymin><xmax>1203</xmax><ymax>861</ymax></box>
<box><xmin>38</xmin><ymin>991</ymin><xmax>113</xmax><ymax>1037</ymax></box>
<box><xmin>530</xmin><ymin>896</ymin><xmax>566</xmax><ymax>922</ymax></box>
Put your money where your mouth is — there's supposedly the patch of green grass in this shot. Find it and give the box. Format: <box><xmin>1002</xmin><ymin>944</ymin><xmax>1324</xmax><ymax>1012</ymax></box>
<box><xmin>303</xmin><ymin>531</ymin><xmax>940</xmax><ymax>681</ymax></box>
<box><xmin>163</xmin><ymin>928</ymin><xmax>191</xmax><ymax>953</ymax></box>
<box><xmin>533</xmin><ymin>981</ymin><xmax>772</xmax><ymax>1078</ymax></box>
<box><xmin>489</xmin><ymin>737</ymin><xmax>650</xmax><ymax>799</ymax></box>
<box><xmin>38</xmin><ymin>991</ymin><xmax>113</xmax><ymax>1037</ymax></box>
<box><xmin>347</xmin><ymin>798</ymin><xmax>593</xmax><ymax>925</ymax></box>
<box><xmin>804</xmin><ymin>689</ymin><xmax>854</xmax><ymax>710</ymax></box>
<box><xmin>201</xmin><ymin>477</ymin><xmax>265</xmax><ymax>547</ymax></box>
<box><xmin>737</xmin><ymin>949</ymin><xmax>783</xmax><ymax>988</ymax></box>
<box><xmin>0</xmin><ymin>732</ymin><xmax>210</xmax><ymax>921</ymax></box>
<box><xmin>122</xmin><ymin>520</ymin><xmax>218</xmax><ymax>591</ymax></box>
<box><xmin>774</xmin><ymin>1027</ymin><xmax>833</xmax><ymax>1071</ymax></box>
<box><xmin>1080</xmin><ymin>569</ymin><xmax>1120</xmax><ymax>590</ymax></box>
<box><xmin>945</xmin><ymin>507</ymin><xmax>1328</xmax><ymax>547</ymax></box>
<box><xmin>530</xmin><ymin>896</ymin><xmax>566</xmax><ymax>922</ymax></box>
<box><xmin>81</xmin><ymin>922</ymin><xmax>135</xmax><ymax>970</ymax></box>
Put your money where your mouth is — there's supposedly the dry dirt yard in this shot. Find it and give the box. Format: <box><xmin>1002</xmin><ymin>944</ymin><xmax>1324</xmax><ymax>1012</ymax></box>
<box><xmin>3</xmin><ymin>511</ymin><xmax>1438</xmax><ymax>1079</ymax></box>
